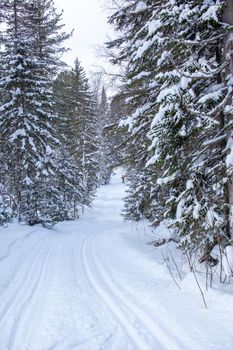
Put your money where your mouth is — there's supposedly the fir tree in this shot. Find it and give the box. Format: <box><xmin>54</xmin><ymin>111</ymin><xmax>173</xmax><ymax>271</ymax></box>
<box><xmin>96</xmin><ymin>87</ymin><xmax>112</xmax><ymax>185</ymax></box>
<box><xmin>0</xmin><ymin>0</ymin><xmax>72</xmax><ymax>224</ymax></box>
<box><xmin>107</xmin><ymin>0</ymin><xmax>159</xmax><ymax>223</ymax></box>
<box><xmin>54</xmin><ymin>59</ymin><xmax>100</xmax><ymax>206</ymax></box>
<box><xmin>108</xmin><ymin>91</ymin><xmax>129</xmax><ymax>166</ymax></box>
<box><xmin>108</xmin><ymin>0</ymin><xmax>233</xmax><ymax>263</ymax></box>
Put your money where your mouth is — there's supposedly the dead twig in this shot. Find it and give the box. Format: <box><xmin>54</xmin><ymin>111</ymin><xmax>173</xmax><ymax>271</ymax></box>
<box><xmin>148</xmin><ymin>237</ymin><xmax>179</xmax><ymax>247</ymax></box>
<box><xmin>186</xmin><ymin>253</ymin><xmax>208</xmax><ymax>309</ymax></box>
<box><xmin>168</xmin><ymin>248</ymin><xmax>183</xmax><ymax>282</ymax></box>
<box><xmin>162</xmin><ymin>251</ymin><xmax>181</xmax><ymax>290</ymax></box>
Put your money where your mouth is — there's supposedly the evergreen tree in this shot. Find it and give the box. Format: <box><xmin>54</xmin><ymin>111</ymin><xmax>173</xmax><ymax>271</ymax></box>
<box><xmin>54</xmin><ymin>59</ymin><xmax>100</xmax><ymax>206</ymax></box>
<box><xmin>107</xmin><ymin>0</ymin><xmax>159</xmax><ymax>223</ymax></box>
<box><xmin>96</xmin><ymin>87</ymin><xmax>112</xmax><ymax>185</ymax></box>
<box><xmin>108</xmin><ymin>0</ymin><xmax>233</xmax><ymax>262</ymax></box>
<box><xmin>0</xmin><ymin>0</ymin><xmax>73</xmax><ymax>224</ymax></box>
<box><xmin>108</xmin><ymin>92</ymin><xmax>129</xmax><ymax>166</ymax></box>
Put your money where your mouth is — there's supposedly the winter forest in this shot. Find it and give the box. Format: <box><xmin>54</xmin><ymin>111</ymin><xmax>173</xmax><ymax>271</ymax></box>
<box><xmin>0</xmin><ymin>0</ymin><xmax>116</xmax><ymax>226</ymax></box>
<box><xmin>1</xmin><ymin>0</ymin><xmax>233</xmax><ymax>349</ymax></box>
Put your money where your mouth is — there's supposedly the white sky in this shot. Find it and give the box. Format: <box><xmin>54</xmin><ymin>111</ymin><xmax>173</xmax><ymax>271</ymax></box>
<box><xmin>54</xmin><ymin>0</ymin><xmax>111</xmax><ymax>73</ymax></box>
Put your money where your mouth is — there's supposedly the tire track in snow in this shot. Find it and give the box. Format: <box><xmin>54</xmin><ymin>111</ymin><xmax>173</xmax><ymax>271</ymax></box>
<box><xmin>82</xmin><ymin>235</ymin><xmax>157</xmax><ymax>350</ymax></box>
<box><xmin>7</xmin><ymin>241</ymin><xmax>56</xmax><ymax>350</ymax></box>
<box><xmin>91</xmin><ymin>234</ymin><xmax>189</xmax><ymax>350</ymax></box>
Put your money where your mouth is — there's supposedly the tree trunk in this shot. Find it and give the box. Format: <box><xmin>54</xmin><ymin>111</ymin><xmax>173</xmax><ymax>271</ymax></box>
<box><xmin>222</xmin><ymin>1</ymin><xmax>233</xmax><ymax>26</ymax></box>
<box><xmin>223</xmin><ymin>0</ymin><xmax>233</xmax><ymax>238</ymax></box>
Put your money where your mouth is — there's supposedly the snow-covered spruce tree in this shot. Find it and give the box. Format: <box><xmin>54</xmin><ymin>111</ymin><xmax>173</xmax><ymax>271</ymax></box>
<box><xmin>108</xmin><ymin>0</ymin><xmax>233</xmax><ymax>262</ymax></box>
<box><xmin>54</xmin><ymin>146</ymin><xmax>85</xmax><ymax>220</ymax></box>
<box><xmin>223</xmin><ymin>0</ymin><xmax>233</xmax><ymax>239</ymax></box>
<box><xmin>96</xmin><ymin>87</ymin><xmax>112</xmax><ymax>185</ymax></box>
<box><xmin>0</xmin><ymin>3</ymin><xmax>13</xmax><ymax>225</ymax></box>
<box><xmin>54</xmin><ymin>59</ymin><xmax>100</xmax><ymax>206</ymax></box>
<box><xmin>107</xmin><ymin>0</ymin><xmax>163</xmax><ymax>222</ymax></box>
<box><xmin>0</xmin><ymin>183</ymin><xmax>14</xmax><ymax>225</ymax></box>
<box><xmin>0</xmin><ymin>0</ymin><xmax>73</xmax><ymax>224</ymax></box>
<box><xmin>108</xmin><ymin>94</ymin><xmax>125</xmax><ymax>166</ymax></box>
<box><xmin>145</xmin><ymin>0</ymin><xmax>233</xmax><ymax>260</ymax></box>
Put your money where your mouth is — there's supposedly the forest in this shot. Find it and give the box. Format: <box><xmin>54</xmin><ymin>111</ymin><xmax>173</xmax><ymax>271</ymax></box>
<box><xmin>0</xmin><ymin>0</ymin><xmax>120</xmax><ymax>227</ymax></box>
<box><xmin>0</xmin><ymin>1</ymin><xmax>233</xmax><ymax>348</ymax></box>
<box><xmin>107</xmin><ymin>0</ymin><xmax>233</xmax><ymax>282</ymax></box>
<box><xmin>1</xmin><ymin>0</ymin><xmax>233</xmax><ymax>295</ymax></box>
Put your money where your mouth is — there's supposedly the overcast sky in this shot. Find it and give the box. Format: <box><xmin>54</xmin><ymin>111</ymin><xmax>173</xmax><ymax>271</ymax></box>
<box><xmin>54</xmin><ymin>0</ymin><xmax>111</xmax><ymax>73</ymax></box>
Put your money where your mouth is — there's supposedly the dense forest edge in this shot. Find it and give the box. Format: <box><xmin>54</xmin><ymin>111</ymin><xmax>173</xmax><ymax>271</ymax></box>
<box><xmin>107</xmin><ymin>0</ymin><xmax>233</xmax><ymax>287</ymax></box>
<box><xmin>1</xmin><ymin>0</ymin><xmax>233</xmax><ymax>288</ymax></box>
<box><xmin>0</xmin><ymin>0</ymin><xmax>120</xmax><ymax>227</ymax></box>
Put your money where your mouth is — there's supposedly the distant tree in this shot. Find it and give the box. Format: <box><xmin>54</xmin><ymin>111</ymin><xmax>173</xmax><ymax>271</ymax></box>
<box><xmin>108</xmin><ymin>92</ymin><xmax>129</xmax><ymax>166</ymax></box>
<box><xmin>96</xmin><ymin>87</ymin><xmax>112</xmax><ymax>184</ymax></box>
<box><xmin>54</xmin><ymin>59</ymin><xmax>100</xmax><ymax>206</ymax></box>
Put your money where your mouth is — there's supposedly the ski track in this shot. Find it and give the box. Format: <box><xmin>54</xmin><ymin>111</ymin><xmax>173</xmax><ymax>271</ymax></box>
<box><xmin>0</xmin><ymin>228</ymin><xmax>39</xmax><ymax>262</ymax></box>
<box><xmin>0</xmin><ymin>170</ymin><xmax>232</xmax><ymax>350</ymax></box>
<box><xmin>0</xmin><ymin>242</ymin><xmax>46</xmax><ymax>325</ymax></box>
<box><xmin>82</xmin><ymin>233</ymin><xmax>175</xmax><ymax>350</ymax></box>
<box><xmin>8</xmin><ymin>242</ymin><xmax>56</xmax><ymax>349</ymax></box>
<box><xmin>81</xmin><ymin>235</ymin><xmax>148</xmax><ymax>350</ymax></box>
<box><xmin>0</xmin><ymin>239</ymin><xmax>53</xmax><ymax>325</ymax></box>
<box><xmin>91</xmin><ymin>234</ymin><xmax>184</xmax><ymax>350</ymax></box>
<box><xmin>91</xmin><ymin>233</ymin><xmax>189</xmax><ymax>350</ymax></box>
<box><xmin>0</xmin><ymin>235</ymin><xmax>47</xmax><ymax>297</ymax></box>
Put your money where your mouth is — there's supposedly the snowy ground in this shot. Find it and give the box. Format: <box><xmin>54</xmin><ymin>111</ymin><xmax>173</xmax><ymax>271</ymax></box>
<box><xmin>0</xmin><ymin>169</ymin><xmax>233</xmax><ymax>350</ymax></box>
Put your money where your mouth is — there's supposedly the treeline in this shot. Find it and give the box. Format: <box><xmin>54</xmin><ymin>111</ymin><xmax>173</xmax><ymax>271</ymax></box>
<box><xmin>108</xmin><ymin>0</ymin><xmax>233</xmax><ymax>266</ymax></box>
<box><xmin>0</xmin><ymin>0</ymin><xmax>115</xmax><ymax>226</ymax></box>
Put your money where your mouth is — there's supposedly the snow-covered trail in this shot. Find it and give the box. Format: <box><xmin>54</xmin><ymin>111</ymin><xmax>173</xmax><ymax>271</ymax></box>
<box><xmin>0</xmin><ymin>170</ymin><xmax>233</xmax><ymax>350</ymax></box>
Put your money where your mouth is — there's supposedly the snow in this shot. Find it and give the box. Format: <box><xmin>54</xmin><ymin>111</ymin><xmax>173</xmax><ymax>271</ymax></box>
<box><xmin>186</xmin><ymin>180</ymin><xmax>193</xmax><ymax>190</ymax></box>
<box><xmin>201</xmin><ymin>5</ymin><xmax>219</xmax><ymax>22</ymax></box>
<box><xmin>119</xmin><ymin>102</ymin><xmax>152</xmax><ymax>131</ymax></box>
<box><xmin>157</xmin><ymin>85</ymin><xmax>179</xmax><ymax>103</ymax></box>
<box><xmin>151</xmin><ymin>103</ymin><xmax>173</xmax><ymax>128</ymax></box>
<box><xmin>226</xmin><ymin>132</ymin><xmax>233</xmax><ymax>168</ymax></box>
<box><xmin>146</xmin><ymin>150</ymin><xmax>160</xmax><ymax>167</ymax></box>
<box><xmin>9</xmin><ymin>129</ymin><xmax>26</xmax><ymax>142</ymax></box>
<box><xmin>148</xmin><ymin>19</ymin><xmax>161</xmax><ymax>36</ymax></box>
<box><xmin>157</xmin><ymin>173</ymin><xmax>177</xmax><ymax>185</ymax></box>
<box><xmin>197</xmin><ymin>90</ymin><xmax>223</xmax><ymax>104</ymax></box>
<box><xmin>157</xmin><ymin>51</ymin><xmax>170</xmax><ymax>67</ymax></box>
<box><xmin>0</xmin><ymin>170</ymin><xmax>233</xmax><ymax>349</ymax></box>
<box><xmin>176</xmin><ymin>197</ymin><xmax>185</xmax><ymax>221</ymax></box>
<box><xmin>133</xmin><ymin>40</ymin><xmax>151</xmax><ymax>60</ymax></box>
<box><xmin>193</xmin><ymin>198</ymin><xmax>201</xmax><ymax>220</ymax></box>
<box><xmin>135</xmin><ymin>2</ymin><xmax>147</xmax><ymax>12</ymax></box>
<box><xmin>46</xmin><ymin>145</ymin><xmax>52</xmax><ymax>155</ymax></box>
<box><xmin>130</xmin><ymin>71</ymin><xmax>151</xmax><ymax>82</ymax></box>
<box><xmin>24</xmin><ymin>176</ymin><xmax>32</xmax><ymax>186</ymax></box>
